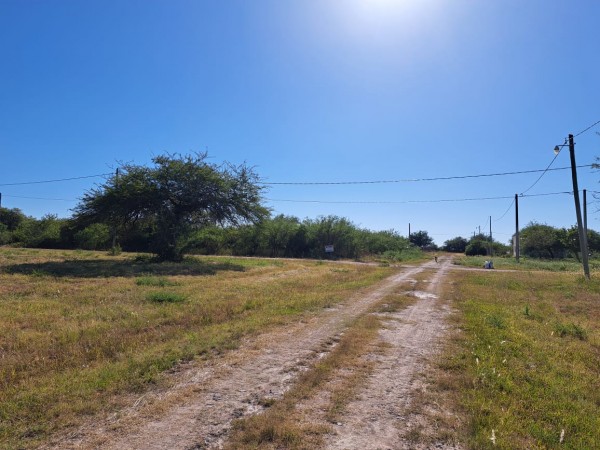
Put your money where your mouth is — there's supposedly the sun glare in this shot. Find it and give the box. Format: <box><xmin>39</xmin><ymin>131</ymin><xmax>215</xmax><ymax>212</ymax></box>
<box><xmin>333</xmin><ymin>0</ymin><xmax>431</xmax><ymax>42</ymax></box>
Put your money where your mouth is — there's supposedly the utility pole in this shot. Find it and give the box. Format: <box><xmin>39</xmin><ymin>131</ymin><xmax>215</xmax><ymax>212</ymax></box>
<box><xmin>408</xmin><ymin>223</ymin><xmax>411</xmax><ymax>239</ymax></box>
<box><xmin>583</xmin><ymin>189</ymin><xmax>588</xmax><ymax>236</ymax></box>
<box><xmin>111</xmin><ymin>168</ymin><xmax>120</xmax><ymax>252</ymax></box>
<box><xmin>515</xmin><ymin>194</ymin><xmax>520</xmax><ymax>262</ymax></box>
<box><xmin>478</xmin><ymin>225</ymin><xmax>481</xmax><ymax>236</ymax></box>
<box><xmin>489</xmin><ymin>215</ymin><xmax>492</xmax><ymax>257</ymax></box>
<box><xmin>569</xmin><ymin>134</ymin><xmax>590</xmax><ymax>279</ymax></box>
<box><xmin>0</xmin><ymin>192</ymin><xmax>2</xmax><ymax>208</ymax></box>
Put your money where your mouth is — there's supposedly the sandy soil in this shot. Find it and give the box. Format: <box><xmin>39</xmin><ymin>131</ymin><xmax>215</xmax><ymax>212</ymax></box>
<box><xmin>45</xmin><ymin>258</ymin><xmax>458</xmax><ymax>449</ymax></box>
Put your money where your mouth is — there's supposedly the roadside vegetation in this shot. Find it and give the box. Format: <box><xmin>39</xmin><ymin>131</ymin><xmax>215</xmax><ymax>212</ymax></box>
<box><xmin>439</xmin><ymin>266</ymin><xmax>600</xmax><ymax>449</ymax></box>
<box><xmin>442</xmin><ymin>222</ymin><xmax>600</xmax><ymax>263</ymax></box>
<box><xmin>453</xmin><ymin>255</ymin><xmax>600</xmax><ymax>272</ymax></box>
<box><xmin>0</xmin><ymin>206</ymin><xmax>419</xmax><ymax>262</ymax></box>
<box><xmin>0</xmin><ymin>248</ymin><xmax>396</xmax><ymax>448</ymax></box>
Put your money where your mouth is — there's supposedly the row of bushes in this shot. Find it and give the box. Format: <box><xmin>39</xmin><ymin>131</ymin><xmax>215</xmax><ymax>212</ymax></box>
<box><xmin>0</xmin><ymin>208</ymin><xmax>421</xmax><ymax>260</ymax></box>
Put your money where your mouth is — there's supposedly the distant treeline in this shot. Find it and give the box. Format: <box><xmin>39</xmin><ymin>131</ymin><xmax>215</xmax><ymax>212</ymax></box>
<box><xmin>4</xmin><ymin>207</ymin><xmax>592</xmax><ymax>261</ymax></box>
<box><xmin>446</xmin><ymin>222</ymin><xmax>600</xmax><ymax>260</ymax></box>
<box><xmin>0</xmin><ymin>208</ymin><xmax>423</xmax><ymax>261</ymax></box>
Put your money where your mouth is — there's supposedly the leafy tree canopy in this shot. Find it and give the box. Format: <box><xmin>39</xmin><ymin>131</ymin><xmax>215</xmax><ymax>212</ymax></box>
<box><xmin>409</xmin><ymin>230</ymin><xmax>436</xmax><ymax>249</ymax></box>
<box><xmin>73</xmin><ymin>153</ymin><xmax>268</xmax><ymax>261</ymax></box>
<box><xmin>0</xmin><ymin>207</ymin><xmax>27</xmax><ymax>231</ymax></box>
<box><xmin>519</xmin><ymin>222</ymin><xmax>566</xmax><ymax>259</ymax></box>
<box><xmin>443</xmin><ymin>236</ymin><xmax>468</xmax><ymax>253</ymax></box>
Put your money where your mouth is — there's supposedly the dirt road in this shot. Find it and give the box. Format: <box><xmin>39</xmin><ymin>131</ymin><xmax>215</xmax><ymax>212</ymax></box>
<box><xmin>47</xmin><ymin>258</ymin><xmax>457</xmax><ymax>449</ymax></box>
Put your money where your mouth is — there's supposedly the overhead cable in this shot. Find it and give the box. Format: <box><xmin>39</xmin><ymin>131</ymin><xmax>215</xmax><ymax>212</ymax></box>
<box><xmin>0</xmin><ymin>173</ymin><xmax>111</xmax><ymax>187</ymax></box>
<box><xmin>266</xmin><ymin>191</ymin><xmax>572</xmax><ymax>205</ymax></box>
<box><xmin>575</xmin><ymin>119</ymin><xmax>600</xmax><ymax>137</ymax></box>
<box><xmin>261</xmin><ymin>165</ymin><xmax>591</xmax><ymax>186</ymax></box>
<box><xmin>3</xmin><ymin>194</ymin><xmax>76</xmax><ymax>201</ymax></box>
<box><xmin>0</xmin><ymin>162</ymin><xmax>594</xmax><ymax>189</ymax></box>
<box><xmin>518</xmin><ymin>139</ymin><xmax>568</xmax><ymax>195</ymax></box>
<box><xmin>495</xmin><ymin>199</ymin><xmax>516</xmax><ymax>222</ymax></box>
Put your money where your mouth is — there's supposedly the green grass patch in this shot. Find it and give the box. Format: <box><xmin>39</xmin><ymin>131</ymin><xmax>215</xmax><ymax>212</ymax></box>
<box><xmin>146</xmin><ymin>291</ymin><xmax>186</xmax><ymax>303</ymax></box>
<box><xmin>554</xmin><ymin>322</ymin><xmax>588</xmax><ymax>340</ymax></box>
<box><xmin>441</xmin><ymin>270</ymin><xmax>600</xmax><ymax>449</ymax></box>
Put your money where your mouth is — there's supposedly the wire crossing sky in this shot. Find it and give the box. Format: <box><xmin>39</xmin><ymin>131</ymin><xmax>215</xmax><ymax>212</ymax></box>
<box><xmin>1</xmin><ymin>0</ymin><xmax>599</xmax><ymax>244</ymax></box>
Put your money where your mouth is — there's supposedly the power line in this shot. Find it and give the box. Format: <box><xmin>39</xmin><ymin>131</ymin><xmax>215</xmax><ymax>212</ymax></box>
<box><xmin>519</xmin><ymin>141</ymin><xmax>566</xmax><ymax>195</ymax></box>
<box><xmin>0</xmin><ymin>173</ymin><xmax>111</xmax><ymax>187</ymax></box>
<box><xmin>268</xmin><ymin>196</ymin><xmax>512</xmax><ymax>204</ymax></box>
<box><xmin>261</xmin><ymin>165</ymin><xmax>591</xmax><ymax>186</ymax></box>
<box><xmin>0</xmin><ymin>159</ymin><xmax>594</xmax><ymax>190</ymax></box>
<box><xmin>575</xmin><ymin>119</ymin><xmax>600</xmax><ymax>137</ymax></box>
<box><xmin>3</xmin><ymin>194</ymin><xmax>77</xmax><ymax>201</ymax></box>
<box><xmin>495</xmin><ymin>198</ymin><xmax>515</xmax><ymax>222</ymax></box>
<box><xmin>517</xmin><ymin>119</ymin><xmax>600</xmax><ymax>197</ymax></box>
<box><xmin>2</xmin><ymin>190</ymin><xmax>573</xmax><ymax>205</ymax></box>
<box><xmin>266</xmin><ymin>191</ymin><xmax>572</xmax><ymax>205</ymax></box>
<box><xmin>1</xmin><ymin>119</ymin><xmax>596</xmax><ymax>189</ymax></box>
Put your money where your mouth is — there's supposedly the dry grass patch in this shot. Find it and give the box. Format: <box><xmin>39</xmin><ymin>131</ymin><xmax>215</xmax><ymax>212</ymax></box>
<box><xmin>0</xmin><ymin>249</ymin><xmax>393</xmax><ymax>449</ymax></box>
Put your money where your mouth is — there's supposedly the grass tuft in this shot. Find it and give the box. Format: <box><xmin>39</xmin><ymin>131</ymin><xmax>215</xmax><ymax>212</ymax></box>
<box><xmin>146</xmin><ymin>291</ymin><xmax>186</xmax><ymax>303</ymax></box>
<box><xmin>555</xmin><ymin>322</ymin><xmax>588</xmax><ymax>340</ymax></box>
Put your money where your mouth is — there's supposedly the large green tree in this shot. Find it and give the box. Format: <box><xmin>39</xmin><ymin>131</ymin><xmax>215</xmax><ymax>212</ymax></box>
<box><xmin>443</xmin><ymin>236</ymin><xmax>468</xmax><ymax>253</ymax></box>
<box><xmin>563</xmin><ymin>225</ymin><xmax>600</xmax><ymax>260</ymax></box>
<box><xmin>520</xmin><ymin>222</ymin><xmax>566</xmax><ymax>259</ymax></box>
<box><xmin>409</xmin><ymin>230</ymin><xmax>436</xmax><ymax>249</ymax></box>
<box><xmin>73</xmin><ymin>154</ymin><xmax>268</xmax><ymax>261</ymax></box>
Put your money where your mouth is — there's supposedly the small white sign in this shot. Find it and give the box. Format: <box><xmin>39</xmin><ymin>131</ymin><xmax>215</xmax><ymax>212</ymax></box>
<box><xmin>325</xmin><ymin>245</ymin><xmax>334</xmax><ymax>253</ymax></box>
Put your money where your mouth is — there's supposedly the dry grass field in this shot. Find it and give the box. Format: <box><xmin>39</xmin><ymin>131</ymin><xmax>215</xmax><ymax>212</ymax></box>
<box><xmin>4</xmin><ymin>248</ymin><xmax>600</xmax><ymax>449</ymax></box>
<box><xmin>0</xmin><ymin>248</ymin><xmax>395</xmax><ymax>448</ymax></box>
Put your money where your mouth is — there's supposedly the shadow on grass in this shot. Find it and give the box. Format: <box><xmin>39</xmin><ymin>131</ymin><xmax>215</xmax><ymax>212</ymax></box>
<box><xmin>3</xmin><ymin>257</ymin><xmax>245</xmax><ymax>278</ymax></box>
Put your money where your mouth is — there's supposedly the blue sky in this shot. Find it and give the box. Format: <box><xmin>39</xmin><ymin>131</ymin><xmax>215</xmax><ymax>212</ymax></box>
<box><xmin>1</xmin><ymin>0</ymin><xmax>599</xmax><ymax>245</ymax></box>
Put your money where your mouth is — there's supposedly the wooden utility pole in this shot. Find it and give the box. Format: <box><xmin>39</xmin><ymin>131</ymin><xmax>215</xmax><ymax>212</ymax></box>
<box><xmin>111</xmin><ymin>168</ymin><xmax>120</xmax><ymax>251</ymax></box>
<box><xmin>489</xmin><ymin>215</ymin><xmax>492</xmax><ymax>257</ymax></box>
<box><xmin>515</xmin><ymin>194</ymin><xmax>520</xmax><ymax>262</ymax></box>
<box><xmin>583</xmin><ymin>189</ymin><xmax>588</xmax><ymax>236</ymax></box>
<box><xmin>569</xmin><ymin>134</ymin><xmax>590</xmax><ymax>279</ymax></box>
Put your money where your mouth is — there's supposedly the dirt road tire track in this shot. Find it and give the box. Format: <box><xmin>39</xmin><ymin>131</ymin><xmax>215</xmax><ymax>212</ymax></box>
<box><xmin>323</xmin><ymin>257</ymin><xmax>459</xmax><ymax>449</ymax></box>
<box><xmin>46</xmin><ymin>260</ymin><xmax>450</xmax><ymax>449</ymax></box>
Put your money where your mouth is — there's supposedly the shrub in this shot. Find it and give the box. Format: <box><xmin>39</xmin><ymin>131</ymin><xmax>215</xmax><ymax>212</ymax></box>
<box><xmin>465</xmin><ymin>240</ymin><xmax>488</xmax><ymax>256</ymax></box>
